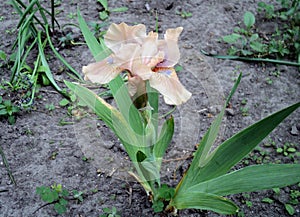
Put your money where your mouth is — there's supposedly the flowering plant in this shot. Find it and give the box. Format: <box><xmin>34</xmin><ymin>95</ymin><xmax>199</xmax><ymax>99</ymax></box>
<box><xmin>65</xmin><ymin>10</ymin><xmax>300</xmax><ymax>215</ymax></box>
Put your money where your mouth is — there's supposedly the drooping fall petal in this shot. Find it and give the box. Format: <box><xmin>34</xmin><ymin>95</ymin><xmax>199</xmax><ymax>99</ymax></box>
<box><xmin>104</xmin><ymin>22</ymin><xmax>147</xmax><ymax>53</ymax></box>
<box><xmin>82</xmin><ymin>56</ymin><xmax>121</xmax><ymax>84</ymax></box>
<box><xmin>149</xmin><ymin>68</ymin><xmax>192</xmax><ymax>105</ymax></box>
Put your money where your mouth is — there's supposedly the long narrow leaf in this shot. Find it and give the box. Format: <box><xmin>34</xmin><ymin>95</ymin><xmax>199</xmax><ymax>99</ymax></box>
<box><xmin>65</xmin><ymin>80</ymin><xmax>153</xmax><ymax>192</ymax></box>
<box><xmin>153</xmin><ymin>116</ymin><xmax>174</xmax><ymax>169</ymax></box>
<box><xmin>11</xmin><ymin>15</ymin><xmax>33</xmax><ymax>82</ymax></box>
<box><xmin>175</xmin><ymin>101</ymin><xmax>299</xmax><ymax>200</ymax></box>
<box><xmin>35</xmin><ymin>1</ymin><xmax>49</xmax><ymax>26</ymax></box>
<box><xmin>178</xmin><ymin>73</ymin><xmax>241</xmax><ymax>189</ymax></box>
<box><xmin>15</xmin><ymin>0</ymin><xmax>38</xmax><ymax>29</ymax></box>
<box><xmin>198</xmin><ymin>73</ymin><xmax>242</xmax><ymax>168</ymax></box>
<box><xmin>195</xmin><ymin>101</ymin><xmax>300</xmax><ymax>182</ymax></box>
<box><xmin>64</xmin><ymin>81</ymin><xmax>138</xmax><ymax>161</ymax></box>
<box><xmin>12</xmin><ymin>0</ymin><xmax>41</xmax><ymax>34</ymax></box>
<box><xmin>179</xmin><ymin>101</ymin><xmax>300</xmax><ymax>192</ymax></box>
<box><xmin>77</xmin><ymin>9</ymin><xmax>110</xmax><ymax>60</ymax></box>
<box><xmin>201</xmin><ymin>49</ymin><xmax>300</xmax><ymax>67</ymax></box>
<box><xmin>147</xmin><ymin>82</ymin><xmax>159</xmax><ymax>134</ymax></box>
<box><xmin>45</xmin><ymin>25</ymin><xmax>83</xmax><ymax>80</ymax></box>
<box><xmin>188</xmin><ymin>164</ymin><xmax>300</xmax><ymax>196</ymax></box>
<box><xmin>169</xmin><ymin>192</ymin><xmax>238</xmax><ymax>215</ymax></box>
<box><xmin>109</xmin><ymin>76</ymin><xmax>144</xmax><ymax>136</ymax></box>
<box><xmin>0</xmin><ymin>144</ymin><xmax>16</xmax><ymax>185</ymax></box>
<box><xmin>37</xmin><ymin>31</ymin><xmax>62</xmax><ymax>92</ymax></box>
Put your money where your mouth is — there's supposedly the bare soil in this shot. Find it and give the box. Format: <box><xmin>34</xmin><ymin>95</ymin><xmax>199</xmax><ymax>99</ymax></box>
<box><xmin>0</xmin><ymin>0</ymin><xmax>299</xmax><ymax>217</ymax></box>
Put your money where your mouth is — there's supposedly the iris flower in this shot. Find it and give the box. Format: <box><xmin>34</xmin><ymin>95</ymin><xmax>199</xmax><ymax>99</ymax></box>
<box><xmin>83</xmin><ymin>22</ymin><xmax>191</xmax><ymax>105</ymax></box>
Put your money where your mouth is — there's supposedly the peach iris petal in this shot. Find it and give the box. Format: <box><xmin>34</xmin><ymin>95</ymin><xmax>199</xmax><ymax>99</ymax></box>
<box><xmin>128</xmin><ymin>75</ymin><xmax>145</xmax><ymax>97</ymax></box>
<box><xmin>157</xmin><ymin>27</ymin><xmax>183</xmax><ymax>67</ymax></box>
<box><xmin>141</xmin><ymin>31</ymin><xmax>160</xmax><ymax>66</ymax></box>
<box><xmin>114</xmin><ymin>43</ymin><xmax>155</xmax><ymax>81</ymax></box>
<box><xmin>113</xmin><ymin>43</ymin><xmax>141</xmax><ymax>72</ymax></box>
<box><xmin>82</xmin><ymin>56</ymin><xmax>121</xmax><ymax>84</ymax></box>
<box><xmin>149</xmin><ymin>68</ymin><xmax>192</xmax><ymax>105</ymax></box>
<box><xmin>104</xmin><ymin>23</ymin><xmax>147</xmax><ymax>53</ymax></box>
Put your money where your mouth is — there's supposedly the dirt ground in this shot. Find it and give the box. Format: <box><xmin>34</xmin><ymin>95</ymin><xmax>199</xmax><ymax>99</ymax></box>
<box><xmin>0</xmin><ymin>0</ymin><xmax>299</xmax><ymax>216</ymax></box>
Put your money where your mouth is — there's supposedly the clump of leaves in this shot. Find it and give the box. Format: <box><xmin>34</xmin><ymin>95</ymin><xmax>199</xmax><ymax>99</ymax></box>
<box><xmin>0</xmin><ymin>96</ymin><xmax>20</xmax><ymax>124</ymax></box>
<box><xmin>175</xmin><ymin>9</ymin><xmax>192</xmax><ymax>19</ymax></box>
<box><xmin>152</xmin><ymin>184</ymin><xmax>175</xmax><ymax>212</ymax></box>
<box><xmin>35</xmin><ymin>183</ymin><xmax>85</xmax><ymax>214</ymax></box>
<box><xmin>276</xmin><ymin>142</ymin><xmax>298</xmax><ymax>159</ymax></box>
<box><xmin>36</xmin><ymin>184</ymin><xmax>69</xmax><ymax>215</ymax></box>
<box><xmin>222</xmin><ymin>0</ymin><xmax>300</xmax><ymax>62</ymax></box>
<box><xmin>285</xmin><ymin>187</ymin><xmax>300</xmax><ymax>215</ymax></box>
<box><xmin>3</xmin><ymin>0</ymin><xmax>82</xmax><ymax>114</ymax></box>
<box><xmin>222</xmin><ymin>11</ymin><xmax>268</xmax><ymax>56</ymax></box>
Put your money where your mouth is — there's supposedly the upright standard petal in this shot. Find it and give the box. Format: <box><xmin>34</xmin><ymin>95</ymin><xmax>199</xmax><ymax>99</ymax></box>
<box><xmin>149</xmin><ymin>68</ymin><xmax>192</xmax><ymax>105</ymax></box>
<box><xmin>104</xmin><ymin>23</ymin><xmax>147</xmax><ymax>53</ymax></box>
<box><xmin>113</xmin><ymin>43</ymin><xmax>142</xmax><ymax>72</ymax></box>
<box><xmin>157</xmin><ymin>27</ymin><xmax>183</xmax><ymax>68</ymax></box>
<box><xmin>141</xmin><ymin>31</ymin><xmax>160</xmax><ymax>66</ymax></box>
<box><xmin>114</xmin><ymin>43</ymin><xmax>154</xmax><ymax>80</ymax></box>
<box><xmin>82</xmin><ymin>55</ymin><xmax>121</xmax><ymax>84</ymax></box>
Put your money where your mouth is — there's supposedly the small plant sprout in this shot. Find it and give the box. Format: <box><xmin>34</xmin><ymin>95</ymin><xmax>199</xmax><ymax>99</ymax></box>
<box><xmin>35</xmin><ymin>184</ymin><xmax>84</xmax><ymax>214</ymax></box>
<box><xmin>100</xmin><ymin>206</ymin><xmax>120</xmax><ymax>217</ymax></box>
<box><xmin>72</xmin><ymin>190</ymin><xmax>84</xmax><ymax>203</ymax></box>
<box><xmin>176</xmin><ymin>10</ymin><xmax>193</xmax><ymax>19</ymax></box>
<box><xmin>97</xmin><ymin>0</ymin><xmax>128</xmax><ymax>21</ymax></box>
<box><xmin>45</xmin><ymin>103</ymin><xmax>56</xmax><ymax>111</ymax></box>
<box><xmin>65</xmin><ymin>10</ymin><xmax>300</xmax><ymax>215</ymax></box>
<box><xmin>35</xmin><ymin>183</ymin><xmax>69</xmax><ymax>215</ymax></box>
<box><xmin>0</xmin><ymin>96</ymin><xmax>20</xmax><ymax>124</ymax></box>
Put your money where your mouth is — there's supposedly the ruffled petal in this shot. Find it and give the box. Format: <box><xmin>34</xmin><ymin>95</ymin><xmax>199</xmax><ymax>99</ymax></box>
<box><xmin>114</xmin><ymin>43</ymin><xmax>154</xmax><ymax>80</ymax></box>
<box><xmin>104</xmin><ymin>22</ymin><xmax>147</xmax><ymax>53</ymax></box>
<box><xmin>141</xmin><ymin>31</ymin><xmax>161</xmax><ymax>67</ymax></box>
<box><xmin>132</xmin><ymin>62</ymin><xmax>153</xmax><ymax>80</ymax></box>
<box><xmin>128</xmin><ymin>75</ymin><xmax>146</xmax><ymax>97</ymax></box>
<box><xmin>113</xmin><ymin>43</ymin><xmax>141</xmax><ymax>72</ymax></box>
<box><xmin>82</xmin><ymin>55</ymin><xmax>121</xmax><ymax>84</ymax></box>
<box><xmin>157</xmin><ymin>27</ymin><xmax>183</xmax><ymax>67</ymax></box>
<box><xmin>149</xmin><ymin>68</ymin><xmax>191</xmax><ymax>105</ymax></box>
<box><xmin>165</xmin><ymin>27</ymin><xmax>183</xmax><ymax>41</ymax></box>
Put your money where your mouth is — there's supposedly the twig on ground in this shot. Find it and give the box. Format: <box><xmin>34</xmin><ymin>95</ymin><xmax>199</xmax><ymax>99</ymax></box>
<box><xmin>0</xmin><ymin>144</ymin><xmax>16</xmax><ymax>185</ymax></box>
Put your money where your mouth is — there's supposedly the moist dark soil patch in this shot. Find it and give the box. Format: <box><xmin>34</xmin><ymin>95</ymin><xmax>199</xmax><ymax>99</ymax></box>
<box><xmin>0</xmin><ymin>0</ymin><xmax>299</xmax><ymax>216</ymax></box>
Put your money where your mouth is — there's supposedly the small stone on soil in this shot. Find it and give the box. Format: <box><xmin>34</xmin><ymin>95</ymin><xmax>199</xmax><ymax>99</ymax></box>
<box><xmin>290</xmin><ymin>125</ymin><xmax>299</xmax><ymax>136</ymax></box>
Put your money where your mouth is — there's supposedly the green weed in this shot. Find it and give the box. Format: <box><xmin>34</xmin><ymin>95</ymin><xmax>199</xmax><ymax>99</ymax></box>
<box><xmin>0</xmin><ymin>96</ymin><xmax>19</xmax><ymax>124</ymax></box>
<box><xmin>35</xmin><ymin>183</ymin><xmax>85</xmax><ymax>214</ymax></box>
<box><xmin>97</xmin><ymin>0</ymin><xmax>128</xmax><ymax>21</ymax></box>
<box><xmin>222</xmin><ymin>0</ymin><xmax>300</xmax><ymax>62</ymax></box>
<box><xmin>100</xmin><ymin>206</ymin><xmax>121</xmax><ymax>217</ymax></box>
<box><xmin>1</xmin><ymin>0</ymin><xmax>83</xmax><ymax>118</ymax></box>
<box><xmin>36</xmin><ymin>184</ymin><xmax>69</xmax><ymax>215</ymax></box>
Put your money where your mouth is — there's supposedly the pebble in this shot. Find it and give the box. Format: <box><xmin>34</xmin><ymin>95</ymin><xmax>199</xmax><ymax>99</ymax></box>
<box><xmin>290</xmin><ymin>125</ymin><xmax>299</xmax><ymax>136</ymax></box>
<box><xmin>225</xmin><ymin>108</ymin><xmax>235</xmax><ymax>116</ymax></box>
<box><xmin>145</xmin><ymin>3</ymin><xmax>150</xmax><ymax>11</ymax></box>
